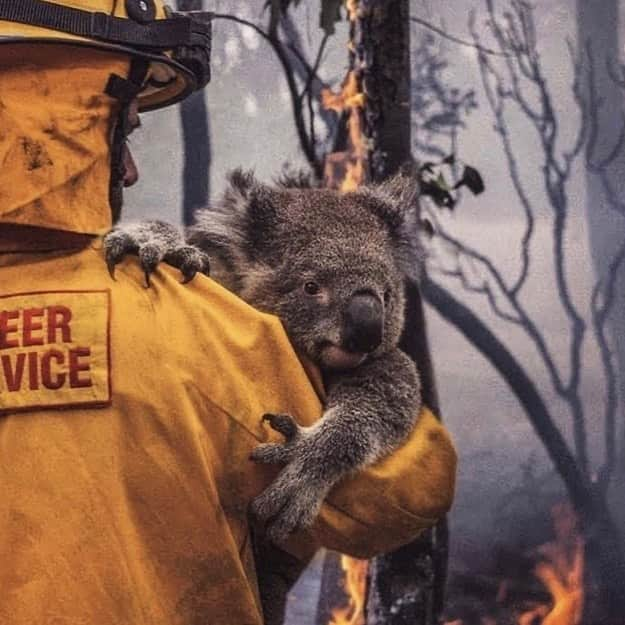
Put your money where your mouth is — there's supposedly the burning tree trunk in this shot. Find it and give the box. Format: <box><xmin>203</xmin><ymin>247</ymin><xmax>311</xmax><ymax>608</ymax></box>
<box><xmin>318</xmin><ymin>2</ymin><xmax>449</xmax><ymax>624</ymax></box>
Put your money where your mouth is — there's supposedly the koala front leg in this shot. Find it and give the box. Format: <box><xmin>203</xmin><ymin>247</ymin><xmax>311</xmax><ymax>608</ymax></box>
<box><xmin>103</xmin><ymin>220</ymin><xmax>210</xmax><ymax>286</ymax></box>
<box><xmin>251</xmin><ymin>349</ymin><xmax>421</xmax><ymax>543</ymax></box>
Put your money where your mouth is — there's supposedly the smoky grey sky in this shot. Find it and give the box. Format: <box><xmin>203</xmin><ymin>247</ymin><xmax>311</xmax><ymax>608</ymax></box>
<box><xmin>124</xmin><ymin>0</ymin><xmax>625</xmax><ymax>592</ymax></box>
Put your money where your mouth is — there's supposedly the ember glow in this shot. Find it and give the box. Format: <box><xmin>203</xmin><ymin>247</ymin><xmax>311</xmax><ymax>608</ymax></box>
<box><xmin>322</xmin><ymin>70</ymin><xmax>368</xmax><ymax>193</ymax></box>
<box><xmin>323</xmin><ymin>4</ymin><xmax>371</xmax><ymax>624</ymax></box>
<box><xmin>321</xmin><ymin>0</ymin><xmax>368</xmax><ymax>193</ymax></box>
<box><xmin>328</xmin><ymin>556</ymin><xmax>368</xmax><ymax>625</ymax></box>
<box><xmin>519</xmin><ymin>503</ymin><xmax>584</xmax><ymax>625</ymax></box>
<box><xmin>446</xmin><ymin>502</ymin><xmax>584</xmax><ymax>625</ymax></box>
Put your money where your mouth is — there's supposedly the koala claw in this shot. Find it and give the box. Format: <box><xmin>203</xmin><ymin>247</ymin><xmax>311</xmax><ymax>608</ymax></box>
<box><xmin>262</xmin><ymin>413</ymin><xmax>299</xmax><ymax>441</ymax></box>
<box><xmin>165</xmin><ymin>244</ymin><xmax>211</xmax><ymax>284</ymax></box>
<box><xmin>103</xmin><ymin>229</ymin><xmax>137</xmax><ymax>280</ymax></box>
<box><xmin>106</xmin><ymin>258</ymin><xmax>118</xmax><ymax>281</ymax></box>
<box><xmin>250</xmin><ymin>469</ymin><xmax>323</xmax><ymax>543</ymax></box>
<box><xmin>102</xmin><ymin>222</ymin><xmax>208</xmax><ymax>287</ymax></box>
<box><xmin>181</xmin><ymin>271</ymin><xmax>196</xmax><ymax>285</ymax></box>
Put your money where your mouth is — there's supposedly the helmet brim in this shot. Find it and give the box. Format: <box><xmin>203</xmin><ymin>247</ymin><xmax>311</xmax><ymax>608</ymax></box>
<box><xmin>0</xmin><ymin>33</ymin><xmax>197</xmax><ymax>112</ymax></box>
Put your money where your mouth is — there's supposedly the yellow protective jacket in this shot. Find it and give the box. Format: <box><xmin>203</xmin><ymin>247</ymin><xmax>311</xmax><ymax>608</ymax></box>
<box><xmin>0</xmin><ymin>232</ymin><xmax>457</xmax><ymax>625</ymax></box>
<box><xmin>0</xmin><ymin>45</ymin><xmax>456</xmax><ymax>625</ymax></box>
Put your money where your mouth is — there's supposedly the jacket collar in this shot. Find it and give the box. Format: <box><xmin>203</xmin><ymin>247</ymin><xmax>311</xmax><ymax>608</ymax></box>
<box><xmin>0</xmin><ymin>225</ymin><xmax>96</xmax><ymax>253</ymax></box>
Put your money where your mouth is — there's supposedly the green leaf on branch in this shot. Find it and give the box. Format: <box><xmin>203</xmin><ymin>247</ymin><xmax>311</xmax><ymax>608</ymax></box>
<box><xmin>436</xmin><ymin>172</ymin><xmax>450</xmax><ymax>191</ymax></box>
<box><xmin>454</xmin><ymin>165</ymin><xmax>485</xmax><ymax>195</ymax></box>
<box><xmin>418</xmin><ymin>157</ymin><xmax>486</xmax><ymax>210</ymax></box>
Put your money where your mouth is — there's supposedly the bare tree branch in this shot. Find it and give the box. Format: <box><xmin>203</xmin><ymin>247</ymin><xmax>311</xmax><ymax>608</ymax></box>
<box><xmin>212</xmin><ymin>12</ymin><xmax>324</xmax><ymax>178</ymax></box>
<box><xmin>411</xmin><ymin>15</ymin><xmax>507</xmax><ymax>57</ymax></box>
<box><xmin>422</xmin><ymin>276</ymin><xmax>591</xmax><ymax>507</ymax></box>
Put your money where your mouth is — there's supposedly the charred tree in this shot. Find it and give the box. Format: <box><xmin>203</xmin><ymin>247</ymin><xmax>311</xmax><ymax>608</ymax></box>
<box><xmin>576</xmin><ymin>0</ymin><xmax>625</xmax><ymax>536</ymax></box>
<box><xmin>575</xmin><ymin>2</ymin><xmax>625</xmax><ymax>620</ymax></box>
<box><xmin>176</xmin><ymin>0</ymin><xmax>211</xmax><ymax>226</ymax></box>
<box><xmin>356</xmin><ymin>2</ymin><xmax>449</xmax><ymax>624</ymax></box>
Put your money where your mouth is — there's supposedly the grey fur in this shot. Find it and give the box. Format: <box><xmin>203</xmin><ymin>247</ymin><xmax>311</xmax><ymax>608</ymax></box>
<box><xmin>103</xmin><ymin>170</ymin><xmax>424</xmax><ymax>544</ymax></box>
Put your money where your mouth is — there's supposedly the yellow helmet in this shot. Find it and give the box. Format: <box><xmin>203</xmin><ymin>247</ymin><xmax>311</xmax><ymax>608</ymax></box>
<box><xmin>0</xmin><ymin>0</ymin><xmax>212</xmax><ymax>111</ymax></box>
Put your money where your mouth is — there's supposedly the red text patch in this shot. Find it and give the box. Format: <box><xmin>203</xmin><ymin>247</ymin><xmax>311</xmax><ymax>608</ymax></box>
<box><xmin>0</xmin><ymin>291</ymin><xmax>111</xmax><ymax>414</ymax></box>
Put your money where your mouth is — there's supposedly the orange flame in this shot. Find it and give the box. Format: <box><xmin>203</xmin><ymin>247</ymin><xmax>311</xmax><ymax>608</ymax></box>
<box><xmin>328</xmin><ymin>556</ymin><xmax>369</xmax><ymax>625</ymax></box>
<box><xmin>321</xmin><ymin>0</ymin><xmax>368</xmax><ymax>193</ymax></box>
<box><xmin>324</xmin><ymin>4</ymin><xmax>370</xmax><ymax>619</ymax></box>
<box><xmin>345</xmin><ymin>0</ymin><xmax>360</xmax><ymax>21</ymax></box>
<box><xmin>520</xmin><ymin>502</ymin><xmax>584</xmax><ymax>625</ymax></box>
<box><xmin>445</xmin><ymin>502</ymin><xmax>584</xmax><ymax>625</ymax></box>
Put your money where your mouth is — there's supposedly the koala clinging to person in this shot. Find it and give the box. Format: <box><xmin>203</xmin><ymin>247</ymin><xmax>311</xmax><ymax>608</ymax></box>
<box><xmin>103</xmin><ymin>169</ymin><xmax>424</xmax><ymax>543</ymax></box>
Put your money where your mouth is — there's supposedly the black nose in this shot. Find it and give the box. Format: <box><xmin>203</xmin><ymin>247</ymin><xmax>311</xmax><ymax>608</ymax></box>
<box><xmin>343</xmin><ymin>292</ymin><xmax>384</xmax><ymax>353</ymax></box>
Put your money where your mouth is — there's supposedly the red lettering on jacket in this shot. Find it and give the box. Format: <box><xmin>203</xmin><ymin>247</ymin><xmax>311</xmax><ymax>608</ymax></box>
<box><xmin>69</xmin><ymin>347</ymin><xmax>92</xmax><ymax>389</ymax></box>
<box><xmin>28</xmin><ymin>352</ymin><xmax>39</xmax><ymax>390</ymax></box>
<box><xmin>0</xmin><ymin>310</ymin><xmax>20</xmax><ymax>349</ymax></box>
<box><xmin>41</xmin><ymin>349</ymin><xmax>66</xmax><ymax>390</ymax></box>
<box><xmin>23</xmin><ymin>308</ymin><xmax>45</xmax><ymax>347</ymax></box>
<box><xmin>47</xmin><ymin>306</ymin><xmax>72</xmax><ymax>344</ymax></box>
<box><xmin>1</xmin><ymin>352</ymin><xmax>26</xmax><ymax>391</ymax></box>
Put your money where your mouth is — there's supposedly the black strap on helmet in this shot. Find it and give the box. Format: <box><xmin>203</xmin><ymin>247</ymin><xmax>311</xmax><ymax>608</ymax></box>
<box><xmin>106</xmin><ymin>58</ymin><xmax>150</xmax><ymax>223</ymax></box>
<box><xmin>0</xmin><ymin>0</ymin><xmax>212</xmax><ymax>89</ymax></box>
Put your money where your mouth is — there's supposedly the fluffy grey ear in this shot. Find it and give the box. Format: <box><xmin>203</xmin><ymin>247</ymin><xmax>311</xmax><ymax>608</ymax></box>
<box><xmin>374</xmin><ymin>169</ymin><xmax>421</xmax><ymax>215</ymax></box>
<box><xmin>188</xmin><ymin>169</ymin><xmax>279</xmax><ymax>279</ymax></box>
<box><xmin>356</xmin><ymin>172</ymin><xmax>425</xmax><ymax>281</ymax></box>
<box><xmin>223</xmin><ymin>168</ymin><xmax>278</xmax><ymax>229</ymax></box>
<box><xmin>273</xmin><ymin>168</ymin><xmax>317</xmax><ymax>189</ymax></box>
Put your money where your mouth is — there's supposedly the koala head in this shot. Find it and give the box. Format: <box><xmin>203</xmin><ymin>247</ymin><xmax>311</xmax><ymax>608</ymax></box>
<box><xmin>190</xmin><ymin>169</ymin><xmax>424</xmax><ymax>370</ymax></box>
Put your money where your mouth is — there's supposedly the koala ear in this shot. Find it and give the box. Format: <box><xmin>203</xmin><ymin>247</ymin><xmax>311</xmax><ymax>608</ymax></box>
<box><xmin>190</xmin><ymin>169</ymin><xmax>279</xmax><ymax>271</ymax></box>
<box><xmin>375</xmin><ymin>169</ymin><xmax>421</xmax><ymax>214</ymax></box>
<box><xmin>224</xmin><ymin>168</ymin><xmax>278</xmax><ymax>226</ymax></box>
<box><xmin>357</xmin><ymin>171</ymin><xmax>426</xmax><ymax>281</ymax></box>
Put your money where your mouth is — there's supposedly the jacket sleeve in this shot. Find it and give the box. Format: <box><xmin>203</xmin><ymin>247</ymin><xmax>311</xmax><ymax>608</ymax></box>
<box><xmin>284</xmin><ymin>406</ymin><xmax>457</xmax><ymax>560</ymax></box>
<box><xmin>177</xmin><ymin>276</ymin><xmax>457</xmax><ymax>561</ymax></box>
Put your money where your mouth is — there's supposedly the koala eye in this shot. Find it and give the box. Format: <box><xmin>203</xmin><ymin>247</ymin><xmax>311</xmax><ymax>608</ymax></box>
<box><xmin>384</xmin><ymin>289</ymin><xmax>392</xmax><ymax>304</ymax></box>
<box><xmin>304</xmin><ymin>281</ymin><xmax>321</xmax><ymax>295</ymax></box>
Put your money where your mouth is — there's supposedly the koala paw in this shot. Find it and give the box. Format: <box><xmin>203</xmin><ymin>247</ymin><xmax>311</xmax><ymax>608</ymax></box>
<box><xmin>249</xmin><ymin>413</ymin><xmax>301</xmax><ymax>465</ymax></box>
<box><xmin>103</xmin><ymin>221</ymin><xmax>210</xmax><ymax>287</ymax></box>
<box><xmin>250</xmin><ymin>463</ymin><xmax>326</xmax><ymax>543</ymax></box>
<box><xmin>165</xmin><ymin>245</ymin><xmax>211</xmax><ymax>284</ymax></box>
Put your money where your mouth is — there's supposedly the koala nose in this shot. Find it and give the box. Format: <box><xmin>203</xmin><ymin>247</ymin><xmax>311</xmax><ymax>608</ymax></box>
<box><xmin>343</xmin><ymin>291</ymin><xmax>384</xmax><ymax>353</ymax></box>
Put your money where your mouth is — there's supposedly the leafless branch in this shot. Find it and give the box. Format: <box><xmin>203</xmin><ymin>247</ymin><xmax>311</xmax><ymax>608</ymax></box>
<box><xmin>592</xmin><ymin>237</ymin><xmax>625</xmax><ymax>489</ymax></box>
<box><xmin>212</xmin><ymin>12</ymin><xmax>324</xmax><ymax>178</ymax></box>
<box><xmin>457</xmin><ymin>1</ymin><xmax>592</xmax><ymax>472</ymax></box>
<box><xmin>411</xmin><ymin>15</ymin><xmax>507</xmax><ymax>57</ymax></box>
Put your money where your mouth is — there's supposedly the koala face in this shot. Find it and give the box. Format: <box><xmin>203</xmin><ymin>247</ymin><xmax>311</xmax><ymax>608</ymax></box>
<box><xmin>193</xmin><ymin>170</ymin><xmax>423</xmax><ymax>370</ymax></box>
<box><xmin>251</xmin><ymin>242</ymin><xmax>407</xmax><ymax>370</ymax></box>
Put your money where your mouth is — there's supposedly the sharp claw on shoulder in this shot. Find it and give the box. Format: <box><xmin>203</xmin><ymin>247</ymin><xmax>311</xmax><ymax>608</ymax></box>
<box><xmin>262</xmin><ymin>413</ymin><xmax>298</xmax><ymax>441</ymax></box>
<box><xmin>181</xmin><ymin>270</ymin><xmax>197</xmax><ymax>284</ymax></box>
<box><xmin>106</xmin><ymin>259</ymin><xmax>117</xmax><ymax>281</ymax></box>
<box><xmin>144</xmin><ymin>271</ymin><xmax>152</xmax><ymax>289</ymax></box>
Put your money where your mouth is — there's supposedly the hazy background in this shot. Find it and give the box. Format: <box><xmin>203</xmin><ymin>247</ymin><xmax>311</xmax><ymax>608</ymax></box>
<box><xmin>124</xmin><ymin>0</ymin><xmax>625</xmax><ymax>618</ymax></box>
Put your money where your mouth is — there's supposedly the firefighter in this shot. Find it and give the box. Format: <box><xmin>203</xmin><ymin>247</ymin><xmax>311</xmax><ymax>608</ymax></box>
<box><xmin>0</xmin><ymin>2</ymin><xmax>456</xmax><ymax>624</ymax></box>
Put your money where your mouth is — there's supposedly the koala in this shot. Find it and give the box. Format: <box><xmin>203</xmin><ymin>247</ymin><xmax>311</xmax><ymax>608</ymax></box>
<box><xmin>103</xmin><ymin>169</ymin><xmax>424</xmax><ymax>545</ymax></box>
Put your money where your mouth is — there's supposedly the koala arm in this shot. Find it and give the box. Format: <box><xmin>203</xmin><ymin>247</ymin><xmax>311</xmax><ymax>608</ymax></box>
<box><xmin>103</xmin><ymin>221</ymin><xmax>210</xmax><ymax>286</ymax></box>
<box><xmin>282</xmin><ymin>406</ymin><xmax>457</xmax><ymax>560</ymax></box>
<box><xmin>251</xmin><ymin>349</ymin><xmax>423</xmax><ymax>543</ymax></box>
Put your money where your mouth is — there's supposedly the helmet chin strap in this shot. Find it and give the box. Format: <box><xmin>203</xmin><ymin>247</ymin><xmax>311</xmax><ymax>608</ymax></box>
<box><xmin>105</xmin><ymin>58</ymin><xmax>149</xmax><ymax>222</ymax></box>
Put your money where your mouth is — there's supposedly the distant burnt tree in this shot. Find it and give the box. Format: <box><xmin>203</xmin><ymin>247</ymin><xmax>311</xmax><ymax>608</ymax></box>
<box><xmin>176</xmin><ymin>0</ymin><xmax>211</xmax><ymax>225</ymax></box>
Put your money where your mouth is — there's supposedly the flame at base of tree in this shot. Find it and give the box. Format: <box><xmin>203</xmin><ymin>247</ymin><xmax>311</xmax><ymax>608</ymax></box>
<box><xmin>445</xmin><ymin>502</ymin><xmax>584</xmax><ymax>625</ymax></box>
<box><xmin>519</xmin><ymin>503</ymin><xmax>584</xmax><ymax>625</ymax></box>
<box><xmin>321</xmin><ymin>4</ymin><xmax>371</xmax><ymax>625</ymax></box>
<box><xmin>328</xmin><ymin>556</ymin><xmax>369</xmax><ymax>625</ymax></box>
